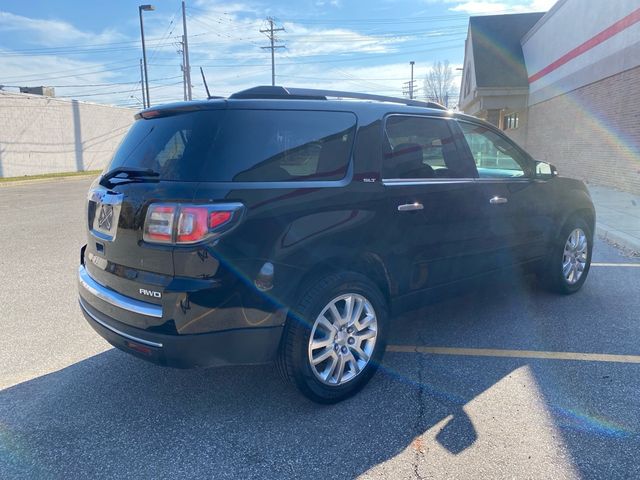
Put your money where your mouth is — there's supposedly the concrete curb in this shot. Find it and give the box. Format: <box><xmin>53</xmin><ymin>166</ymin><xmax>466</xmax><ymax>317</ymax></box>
<box><xmin>0</xmin><ymin>173</ymin><xmax>98</xmax><ymax>188</ymax></box>
<box><xmin>596</xmin><ymin>223</ymin><xmax>640</xmax><ymax>255</ymax></box>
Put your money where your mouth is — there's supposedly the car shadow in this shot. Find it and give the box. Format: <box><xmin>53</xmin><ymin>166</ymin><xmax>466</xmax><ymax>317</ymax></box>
<box><xmin>0</xmin><ymin>346</ymin><xmax>522</xmax><ymax>479</ymax></box>
<box><xmin>2</xmin><ymin>270</ymin><xmax>639</xmax><ymax>479</ymax></box>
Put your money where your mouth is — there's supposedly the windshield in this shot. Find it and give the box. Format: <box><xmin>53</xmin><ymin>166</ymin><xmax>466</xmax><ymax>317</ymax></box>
<box><xmin>106</xmin><ymin>109</ymin><xmax>357</xmax><ymax>182</ymax></box>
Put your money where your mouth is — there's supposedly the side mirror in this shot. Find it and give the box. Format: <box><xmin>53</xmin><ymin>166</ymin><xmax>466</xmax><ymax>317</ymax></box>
<box><xmin>535</xmin><ymin>161</ymin><xmax>558</xmax><ymax>179</ymax></box>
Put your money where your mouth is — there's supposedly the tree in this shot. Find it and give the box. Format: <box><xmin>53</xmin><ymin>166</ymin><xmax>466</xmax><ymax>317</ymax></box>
<box><xmin>424</xmin><ymin>60</ymin><xmax>454</xmax><ymax>107</ymax></box>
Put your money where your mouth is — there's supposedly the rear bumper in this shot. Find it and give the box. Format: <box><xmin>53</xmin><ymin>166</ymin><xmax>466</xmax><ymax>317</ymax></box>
<box><xmin>78</xmin><ymin>275</ymin><xmax>284</xmax><ymax>368</ymax></box>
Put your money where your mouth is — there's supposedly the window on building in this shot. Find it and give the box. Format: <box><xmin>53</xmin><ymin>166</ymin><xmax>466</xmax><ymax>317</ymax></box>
<box><xmin>503</xmin><ymin>112</ymin><xmax>519</xmax><ymax>130</ymax></box>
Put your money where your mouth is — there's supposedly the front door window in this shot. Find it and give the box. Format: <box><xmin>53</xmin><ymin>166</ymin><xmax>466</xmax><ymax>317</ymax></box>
<box><xmin>458</xmin><ymin>122</ymin><xmax>530</xmax><ymax>179</ymax></box>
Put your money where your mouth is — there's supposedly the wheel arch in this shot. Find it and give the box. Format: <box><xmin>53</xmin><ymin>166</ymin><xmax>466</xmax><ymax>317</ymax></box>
<box><xmin>554</xmin><ymin>189</ymin><xmax>596</xmax><ymax>242</ymax></box>
<box><xmin>292</xmin><ymin>252</ymin><xmax>393</xmax><ymax>309</ymax></box>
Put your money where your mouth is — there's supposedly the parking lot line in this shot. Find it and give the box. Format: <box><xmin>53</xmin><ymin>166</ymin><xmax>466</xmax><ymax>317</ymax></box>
<box><xmin>591</xmin><ymin>262</ymin><xmax>640</xmax><ymax>267</ymax></box>
<box><xmin>387</xmin><ymin>345</ymin><xmax>640</xmax><ymax>364</ymax></box>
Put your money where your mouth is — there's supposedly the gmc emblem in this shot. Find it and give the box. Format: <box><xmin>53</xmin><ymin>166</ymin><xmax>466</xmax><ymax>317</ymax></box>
<box><xmin>139</xmin><ymin>288</ymin><xmax>162</xmax><ymax>298</ymax></box>
<box><xmin>97</xmin><ymin>204</ymin><xmax>114</xmax><ymax>231</ymax></box>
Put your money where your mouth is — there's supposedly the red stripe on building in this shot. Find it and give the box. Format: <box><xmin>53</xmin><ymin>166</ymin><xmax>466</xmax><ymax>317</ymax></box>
<box><xmin>528</xmin><ymin>7</ymin><xmax>640</xmax><ymax>83</ymax></box>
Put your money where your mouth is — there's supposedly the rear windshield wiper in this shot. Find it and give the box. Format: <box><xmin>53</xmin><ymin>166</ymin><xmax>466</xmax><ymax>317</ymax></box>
<box><xmin>99</xmin><ymin>167</ymin><xmax>160</xmax><ymax>187</ymax></box>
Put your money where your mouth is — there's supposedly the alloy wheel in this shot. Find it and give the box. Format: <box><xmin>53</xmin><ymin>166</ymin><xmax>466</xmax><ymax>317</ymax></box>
<box><xmin>307</xmin><ymin>293</ymin><xmax>378</xmax><ymax>386</ymax></box>
<box><xmin>562</xmin><ymin>228</ymin><xmax>588</xmax><ymax>285</ymax></box>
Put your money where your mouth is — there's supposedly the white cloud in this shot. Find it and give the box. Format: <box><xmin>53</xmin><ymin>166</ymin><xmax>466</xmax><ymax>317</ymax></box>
<box><xmin>192</xmin><ymin>0</ymin><xmax>259</xmax><ymax>14</ymax></box>
<box><xmin>431</xmin><ymin>0</ymin><xmax>556</xmax><ymax>15</ymax></box>
<box><xmin>164</xmin><ymin>4</ymin><xmax>405</xmax><ymax>65</ymax></box>
<box><xmin>0</xmin><ymin>11</ymin><xmax>125</xmax><ymax>45</ymax></box>
<box><xmin>0</xmin><ymin>55</ymin><xmax>124</xmax><ymax>86</ymax></box>
<box><xmin>281</xmin><ymin>24</ymin><xmax>396</xmax><ymax>57</ymax></box>
<box><xmin>315</xmin><ymin>0</ymin><xmax>341</xmax><ymax>7</ymax></box>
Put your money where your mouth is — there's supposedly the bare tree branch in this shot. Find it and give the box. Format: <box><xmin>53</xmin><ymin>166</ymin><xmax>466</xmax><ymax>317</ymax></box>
<box><xmin>424</xmin><ymin>60</ymin><xmax>453</xmax><ymax>106</ymax></box>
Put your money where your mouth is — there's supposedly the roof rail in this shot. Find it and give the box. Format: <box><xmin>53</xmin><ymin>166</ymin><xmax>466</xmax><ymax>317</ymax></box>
<box><xmin>229</xmin><ymin>86</ymin><xmax>447</xmax><ymax>110</ymax></box>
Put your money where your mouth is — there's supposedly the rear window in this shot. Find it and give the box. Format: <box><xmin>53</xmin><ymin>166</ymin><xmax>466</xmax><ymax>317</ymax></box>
<box><xmin>107</xmin><ymin>109</ymin><xmax>356</xmax><ymax>182</ymax></box>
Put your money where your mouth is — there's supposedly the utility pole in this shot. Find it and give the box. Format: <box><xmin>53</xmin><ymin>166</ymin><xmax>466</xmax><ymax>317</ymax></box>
<box><xmin>138</xmin><ymin>4</ymin><xmax>154</xmax><ymax>107</ymax></box>
<box><xmin>402</xmin><ymin>61</ymin><xmax>417</xmax><ymax>99</ymax></box>
<box><xmin>181</xmin><ymin>0</ymin><xmax>192</xmax><ymax>100</ymax></box>
<box><xmin>139</xmin><ymin>58</ymin><xmax>147</xmax><ymax>108</ymax></box>
<box><xmin>409</xmin><ymin>61</ymin><xmax>415</xmax><ymax>100</ymax></box>
<box><xmin>260</xmin><ymin>17</ymin><xmax>285</xmax><ymax>86</ymax></box>
<box><xmin>177</xmin><ymin>36</ymin><xmax>187</xmax><ymax>101</ymax></box>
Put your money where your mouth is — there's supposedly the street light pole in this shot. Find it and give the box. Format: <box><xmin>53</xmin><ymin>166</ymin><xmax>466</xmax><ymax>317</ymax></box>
<box><xmin>139</xmin><ymin>58</ymin><xmax>146</xmax><ymax>108</ymax></box>
<box><xmin>138</xmin><ymin>4</ymin><xmax>154</xmax><ymax>108</ymax></box>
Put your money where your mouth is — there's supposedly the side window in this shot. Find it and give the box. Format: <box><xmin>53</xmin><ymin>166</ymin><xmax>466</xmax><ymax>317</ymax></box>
<box><xmin>216</xmin><ymin>110</ymin><xmax>356</xmax><ymax>182</ymax></box>
<box><xmin>383</xmin><ymin>116</ymin><xmax>469</xmax><ymax>179</ymax></box>
<box><xmin>458</xmin><ymin>122</ymin><xmax>530</xmax><ymax>178</ymax></box>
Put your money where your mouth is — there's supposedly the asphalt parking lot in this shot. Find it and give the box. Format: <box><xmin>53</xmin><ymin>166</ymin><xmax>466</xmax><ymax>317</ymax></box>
<box><xmin>1</xmin><ymin>177</ymin><xmax>639</xmax><ymax>479</ymax></box>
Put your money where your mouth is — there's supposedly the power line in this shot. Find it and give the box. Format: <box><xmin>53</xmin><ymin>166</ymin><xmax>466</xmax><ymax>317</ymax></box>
<box><xmin>0</xmin><ymin>34</ymin><xmax>191</xmax><ymax>53</ymax></box>
<box><xmin>276</xmin><ymin>74</ymin><xmax>418</xmax><ymax>81</ymax></box>
<box><xmin>0</xmin><ymin>41</ymin><xmax>179</xmax><ymax>57</ymax></box>
<box><xmin>147</xmin><ymin>6</ymin><xmax>181</xmax><ymax>65</ymax></box>
<box><xmin>2</xmin><ymin>63</ymin><xmax>141</xmax><ymax>84</ymax></box>
<box><xmin>279</xmin><ymin>9</ymin><xmax>531</xmax><ymax>24</ymax></box>
<box><xmin>0</xmin><ymin>58</ymin><xmax>138</xmax><ymax>83</ymax></box>
<box><xmin>185</xmin><ymin>6</ymin><xmax>471</xmax><ymax>24</ymax></box>
<box><xmin>164</xmin><ymin>39</ymin><xmax>462</xmax><ymax>69</ymax></box>
<box><xmin>148</xmin><ymin>35</ymin><xmax>464</xmax><ymax>73</ymax></box>
<box><xmin>187</xmin><ymin>15</ymin><xmax>265</xmax><ymax>48</ymax></box>
<box><xmin>1</xmin><ymin>75</ymin><xmax>183</xmax><ymax>89</ymax></box>
<box><xmin>57</xmin><ymin>81</ymin><xmax>183</xmax><ymax>98</ymax></box>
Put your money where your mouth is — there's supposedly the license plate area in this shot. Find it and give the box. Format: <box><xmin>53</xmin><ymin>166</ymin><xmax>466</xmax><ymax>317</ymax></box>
<box><xmin>88</xmin><ymin>188</ymin><xmax>123</xmax><ymax>242</ymax></box>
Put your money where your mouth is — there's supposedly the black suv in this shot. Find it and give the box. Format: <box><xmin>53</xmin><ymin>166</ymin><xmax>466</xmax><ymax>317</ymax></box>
<box><xmin>78</xmin><ymin>86</ymin><xmax>594</xmax><ymax>403</ymax></box>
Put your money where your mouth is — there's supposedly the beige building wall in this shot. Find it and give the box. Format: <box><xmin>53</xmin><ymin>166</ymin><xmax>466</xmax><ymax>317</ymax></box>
<box><xmin>524</xmin><ymin>66</ymin><xmax>640</xmax><ymax>193</ymax></box>
<box><xmin>0</xmin><ymin>91</ymin><xmax>135</xmax><ymax>177</ymax></box>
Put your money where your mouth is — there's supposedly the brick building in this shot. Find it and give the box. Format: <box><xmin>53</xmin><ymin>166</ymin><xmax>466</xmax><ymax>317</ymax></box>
<box><xmin>459</xmin><ymin>0</ymin><xmax>640</xmax><ymax>194</ymax></box>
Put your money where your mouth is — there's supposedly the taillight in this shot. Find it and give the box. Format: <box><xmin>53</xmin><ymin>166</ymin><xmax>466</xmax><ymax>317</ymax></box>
<box><xmin>177</xmin><ymin>207</ymin><xmax>209</xmax><ymax>243</ymax></box>
<box><xmin>143</xmin><ymin>203</ymin><xmax>243</xmax><ymax>245</ymax></box>
<box><xmin>209</xmin><ymin>211</ymin><xmax>232</xmax><ymax>229</ymax></box>
<box><xmin>143</xmin><ymin>205</ymin><xmax>175</xmax><ymax>243</ymax></box>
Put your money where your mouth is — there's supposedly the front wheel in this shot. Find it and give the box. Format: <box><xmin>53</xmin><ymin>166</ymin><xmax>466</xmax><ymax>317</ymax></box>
<box><xmin>540</xmin><ymin>217</ymin><xmax>593</xmax><ymax>294</ymax></box>
<box><xmin>277</xmin><ymin>272</ymin><xmax>388</xmax><ymax>403</ymax></box>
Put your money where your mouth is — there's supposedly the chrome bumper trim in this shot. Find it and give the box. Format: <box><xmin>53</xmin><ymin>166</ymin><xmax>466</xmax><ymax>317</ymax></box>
<box><xmin>79</xmin><ymin>297</ymin><xmax>163</xmax><ymax>348</ymax></box>
<box><xmin>78</xmin><ymin>265</ymin><xmax>163</xmax><ymax>318</ymax></box>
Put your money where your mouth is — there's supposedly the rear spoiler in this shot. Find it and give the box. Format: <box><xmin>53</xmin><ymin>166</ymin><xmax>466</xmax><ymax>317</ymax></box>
<box><xmin>135</xmin><ymin>102</ymin><xmax>225</xmax><ymax>120</ymax></box>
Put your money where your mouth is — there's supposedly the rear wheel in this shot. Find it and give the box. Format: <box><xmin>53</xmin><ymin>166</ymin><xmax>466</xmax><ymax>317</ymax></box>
<box><xmin>540</xmin><ymin>217</ymin><xmax>592</xmax><ymax>294</ymax></box>
<box><xmin>277</xmin><ymin>272</ymin><xmax>388</xmax><ymax>403</ymax></box>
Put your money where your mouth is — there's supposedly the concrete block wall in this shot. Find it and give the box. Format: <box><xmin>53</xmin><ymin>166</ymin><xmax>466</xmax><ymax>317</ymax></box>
<box><xmin>0</xmin><ymin>91</ymin><xmax>135</xmax><ymax>177</ymax></box>
<box><xmin>525</xmin><ymin>66</ymin><xmax>640</xmax><ymax>194</ymax></box>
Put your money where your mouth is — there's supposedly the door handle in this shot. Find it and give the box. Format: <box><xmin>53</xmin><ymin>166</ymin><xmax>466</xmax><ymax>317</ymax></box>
<box><xmin>489</xmin><ymin>196</ymin><xmax>508</xmax><ymax>205</ymax></box>
<box><xmin>397</xmin><ymin>203</ymin><xmax>424</xmax><ymax>212</ymax></box>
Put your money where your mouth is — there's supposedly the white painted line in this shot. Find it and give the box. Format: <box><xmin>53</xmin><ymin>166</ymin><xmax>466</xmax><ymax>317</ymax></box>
<box><xmin>591</xmin><ymin>263</ymin><xmax>640</xmax><ymax>267</ymax></box>
<box><xmin>387</xmin><ymin>345</ymin><xmax>640</xmax><ymax>364</ymax></box>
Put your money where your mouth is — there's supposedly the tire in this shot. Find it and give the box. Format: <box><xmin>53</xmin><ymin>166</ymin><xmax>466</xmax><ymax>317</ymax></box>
<box><xmin>277</xmin><ymin>272</ymin><xmax>388</xmax><ymax>404</ymax></box>
<box><xmin>540</xmin><ymin>216</ymin><xmax>593</xmax><ymax>294</ymax></box>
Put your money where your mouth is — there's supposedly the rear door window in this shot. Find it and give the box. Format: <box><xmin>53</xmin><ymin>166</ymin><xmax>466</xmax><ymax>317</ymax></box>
<box><xmin>106</xmin><ymin>109</ymin><xmax>356</xmax><ymax>182</ymax></box>
<box><xmin>383</xmin><ymin>115</ymin><xmax>474</xmax><ymax>179</ymax></box>
<box><xmin>211</xmin><ymin>110</ymin><xmax>356</xmax><ymax>182</ymax></box>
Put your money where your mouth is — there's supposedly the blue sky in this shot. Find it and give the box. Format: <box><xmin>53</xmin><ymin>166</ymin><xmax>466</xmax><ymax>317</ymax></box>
<box><xmin>0</xmin><ymin>0</ymin><xmax>554</xmax><ymax>108</ymax></box>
